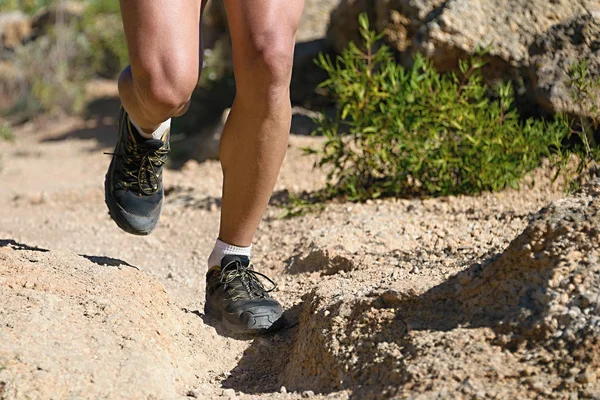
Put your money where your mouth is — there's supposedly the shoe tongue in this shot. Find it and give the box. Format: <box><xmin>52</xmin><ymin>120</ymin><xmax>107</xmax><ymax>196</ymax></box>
<box><xmin>144</xmin><ymin>139</ymin><xmax>164</xmax><ymax>150</ymax></box>
<box><xmin>221</xmin><ymin>255</ymin><xmax>250</xmax><ymax>268</ymax></box>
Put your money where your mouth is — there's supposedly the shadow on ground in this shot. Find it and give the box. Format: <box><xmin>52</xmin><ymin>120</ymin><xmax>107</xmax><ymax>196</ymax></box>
<box><xmin>0</xmin><ymin>239</ymin><xmax>49</xmax><ymax>252</ymax></box>
<box><xmin>219</xmin><ymin>303</ymin><xmax>303</xmax><ymax>393</ymax></box>
<box><xmin>81</xmin><ymin>255</ymin><xmax>137</xmax><ymax>269</ymax></box>
<box><xmin>1</xmin><ymin>239</ymin><xmax>138</xmax><ymax>270</ymax></box>
<box><xmin>40</xmin><ymin>97</ymin><xmax>121</xmax><ymax>150</ymax></box>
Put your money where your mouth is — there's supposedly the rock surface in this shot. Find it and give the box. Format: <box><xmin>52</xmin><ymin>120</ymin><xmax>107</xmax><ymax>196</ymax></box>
<box><xmin>0</xmin><ymin>242</ymin><xmax>219</xmax><ymax>399</ymax></box>
<box><xmin>282</xmin><ymin>180</ymin><xmax>600</xmax><ymax>398</ymax></box>
<box><xmin>329</xmin><ymin>0</ymin><xmax>597</xmax><ymax>70</ymax></box>
<box><xmin>414</xmin><ymin>0</ymin><xmax>595</xmax><ymax>72</ymax></box>
<box><xmin>327</xmin><ymin>0</ymin><xmax>600</xmax><ymax>115</ymax></box>
<box><xmin>529</xmin><ymin>14</ymin><xmax>600</xmax><ymax>116</ymax></box>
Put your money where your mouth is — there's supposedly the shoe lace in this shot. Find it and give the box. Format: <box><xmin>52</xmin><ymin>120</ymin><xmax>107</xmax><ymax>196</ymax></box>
<box><xmin>106</xmin><ymin>138</ymin><xmax>169</xmax><ymax>195</ymax></box>
<box><xmin>219</xmin><ymin>259</ymin><xmax>277</xmax><ymax>300</ymax></box>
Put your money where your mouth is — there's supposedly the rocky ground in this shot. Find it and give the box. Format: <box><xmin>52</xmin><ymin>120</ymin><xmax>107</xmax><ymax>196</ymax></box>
<box><xmin>1</xmin><ymin>0</ymin><xmax>600</xmax><ymax>398</ymax></box>
<box><xmin>0</xmin><ymin>80</ymin><xmax>598</xmax><ymax>399</ymax></box>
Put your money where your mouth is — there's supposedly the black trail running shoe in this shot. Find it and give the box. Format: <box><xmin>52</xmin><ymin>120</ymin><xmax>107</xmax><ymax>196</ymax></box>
<box><xmin>104</xmin><ymin>108</ymin><xmax>170</xmax><ymax>235</ymax></box>
<box><xmin>205</xmin><ymin>255</ymin><xmax>284</xmax><ymax>334</ymax></box>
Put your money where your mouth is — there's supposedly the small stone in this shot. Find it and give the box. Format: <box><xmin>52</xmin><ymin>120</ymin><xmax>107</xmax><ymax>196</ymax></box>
<box><xmin>520</xmin><ymin>366</ymin><xmax>536</xmax><ymax>377</ymax></box>
<box><xmin>222</xmin><ymin>388</ymin><xmax>237</xmax><ymax>399</ymax></box>
<box><xmin>580</xmin><ymin>293</ymin><xmax>598</xmax><ymax>308</ymax></box>
<box><xmin>577</xmin><ymin>370</ymin><xmax>597</xmax><ymax>384</ymax></box>
<box><xmin>528</xmin><ymin>378</ymin><xmax>545</xmax><ymax>392</ymax></box>
<box><xmin>279</xmin><ymin>386</ymin><xmax>287</xmax><ymax>394</ymax></box>
<box><xmin>186</xmin><ymin>389</ymin><xmax>200</xmax><ymax>398</ymax></box>
<box><xmin>569</xmin><ymin>392</ymin><xmax>579</xmax><ymax>400</ymax></box>
<box><xmin>302</xmin><ymin>390</ymin><xmax>315</xmax><ymax>398</ymax></box>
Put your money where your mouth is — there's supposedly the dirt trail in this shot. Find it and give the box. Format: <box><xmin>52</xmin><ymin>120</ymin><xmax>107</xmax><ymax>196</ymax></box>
<box><xmin>1</xmin><ymin>84</ymin><xmax>595</xmax><ymax>399</ymax></box>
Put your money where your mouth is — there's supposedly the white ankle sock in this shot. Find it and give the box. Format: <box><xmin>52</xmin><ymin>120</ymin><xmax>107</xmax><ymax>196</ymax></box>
<box><xmin>207</xmin><ymin>239</ymin><xmax>252</xmax><ymax>269</ymax></box>
<box><xmin>130</xmin><ymin>117</ymin><xmax>171</xmax><ymax>140</ymax></box>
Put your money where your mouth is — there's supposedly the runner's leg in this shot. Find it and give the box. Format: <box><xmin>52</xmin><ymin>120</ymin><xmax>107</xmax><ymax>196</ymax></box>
<box><xmin>218</xmin><ymin>0</ymin><xmax>305</xmax><ymax>246</ymax></box>
<box><xmin>205</xmin><ymin>0</ymin><xmax>305</xmax><ymax>333</ymax></box>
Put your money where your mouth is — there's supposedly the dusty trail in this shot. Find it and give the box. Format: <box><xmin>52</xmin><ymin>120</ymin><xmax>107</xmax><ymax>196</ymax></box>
<box><xmin>2</xmin><ymin>84</ymin><xmax>589</xmax><ymax>399</ymax></box>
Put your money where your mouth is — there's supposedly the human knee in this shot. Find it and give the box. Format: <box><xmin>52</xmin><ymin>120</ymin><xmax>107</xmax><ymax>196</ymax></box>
<box><xmin>237</xmin><ymin>31</ymin><xmax>295</xmax><ymax>93</ymax></box>
<box><xmin>131</xmin><ymin>54</ymin><xmax>198</xmax><ymax>116</ymax></box>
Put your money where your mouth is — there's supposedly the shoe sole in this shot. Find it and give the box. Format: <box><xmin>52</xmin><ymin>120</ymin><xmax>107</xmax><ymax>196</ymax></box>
<box><xmin>204</xmin><ymin>298</ymin><xmax>284</xmax><ymax>335</ymax></box>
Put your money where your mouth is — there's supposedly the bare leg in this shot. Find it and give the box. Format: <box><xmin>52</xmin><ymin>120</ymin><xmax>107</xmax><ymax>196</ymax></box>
<box><xmin>219</xmin><ymin>0</ymin><xmax>305</xmax><ymax>246</ymax></box>
<box><xmin>118</xmin><ymin>0</ymin><xmax>206</xmax><ymax>132</ymax></box>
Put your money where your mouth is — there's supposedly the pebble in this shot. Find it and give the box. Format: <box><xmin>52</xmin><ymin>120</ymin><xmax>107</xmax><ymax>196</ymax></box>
<box><xmin>280</xmin><ymin>386</ymin><xmax>287</xmax><ymax>393</ymax></box>
<box><xmin>302</xmin><ymin>390</ymin><xmax>315</xmax><ymax>398</ymax></box>
<box><xmin>222</xmin><ymin>388</ymin><xmax>237</xmax><ymax>399</ymax></box>
<box><xmin>580</xmin><ymin>292</ymin><xmax>598</xmax><ymax>308</ymax></box>
<box><xmin>577</xmin><ymin>370</ymin><xmax>597</xmax><ymax>384</ymax></box>
<box><xmin>528</xmin><ymin>378</ymin><xmax>545</xmax><ymax>392</ymax></box>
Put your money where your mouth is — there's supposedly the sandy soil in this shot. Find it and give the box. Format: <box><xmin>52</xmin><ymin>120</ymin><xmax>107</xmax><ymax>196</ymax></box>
<box><xmin>1</xmin><ymin>83</ymin><xmax>597</xmax><ymax>399</ymax></box>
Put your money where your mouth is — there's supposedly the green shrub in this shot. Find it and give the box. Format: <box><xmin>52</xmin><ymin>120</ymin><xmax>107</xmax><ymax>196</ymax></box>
<box><xmin>2</xmin><ymin>0</ymin><xmax>127</xmax><ymax>119</ymax></box>
<box><xmin>82</xmin><ymin>0</ymin><xmax>128</xmax><ymax>78</ymax></box>
<box><xmin>9</xmin><ymin>23</ymin><xmax>93</xmax><ymax>118</ymax></box>
<box><xmin>0</xmin><ymin>0</ymin><xmax>54</xmax><ymax>14</ymax></box>
<box><xmin>308</xmin><ymin>14</ymin><xmax>572</xmax><ymax>201</ymax></box>
<box><xmin>0</xmin><ymin>124</ymin><xmax>15</xmax><ymax>142</ymax></box>
<box><xmin>553</xmin><ymin>60</ymin><xmax>600</xmax><ymax>191</ymax></box>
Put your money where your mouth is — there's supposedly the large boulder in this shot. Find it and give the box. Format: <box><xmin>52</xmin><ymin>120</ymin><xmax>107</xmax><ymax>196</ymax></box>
<box><xmin>414</xmin><ymin>0</ymin><xmax>593</xmax><ymax>73</ymax></box>
<box><xmin>0</xmin><ymin>11</ymin><xmax>32</xmax><ymax>50</ymax></box>
<box><xmin>529</xmin><ymin>14</ymin><xmax>600</xmax><ymax>117</ymax></box>
<box><xmin>281</xmin><ymin>180</ymin><xmax>600</xmax><ymax>398</ymax></box>
<box><xmin>327</xmin><ymin>0</ymin><xmax>597</xmax><ymax>80</ymax></box>
<box><xmin>0</xmin><ymin>241</ymin><xmax>214</xmax><ymax>399</ymax></box>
